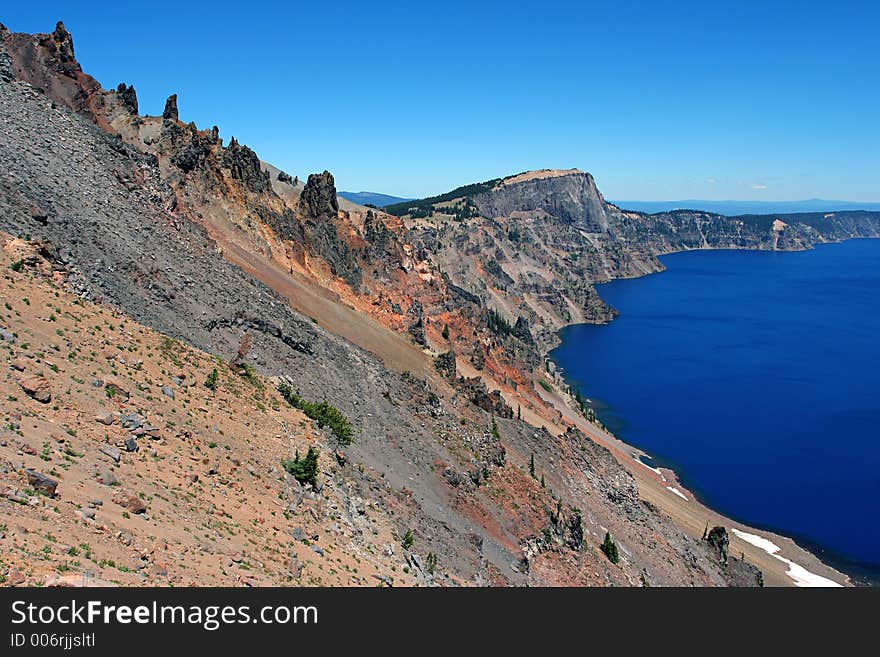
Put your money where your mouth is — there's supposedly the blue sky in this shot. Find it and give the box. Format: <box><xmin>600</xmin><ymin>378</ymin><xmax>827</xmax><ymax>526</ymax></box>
<box><xmin>3</xmin><ymin>1</ymin><xmax>878</xmax><ymax>200</ymax></box>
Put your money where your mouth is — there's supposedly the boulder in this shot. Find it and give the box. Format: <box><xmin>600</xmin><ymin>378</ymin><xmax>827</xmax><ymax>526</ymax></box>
<box><xmin>99</xmin><ymin>445</ymin><xmax>121</xmax><ymax>463</ymax></box>
<box><xmin>96</xmin><ymin>469</ymin><xmax>119</xmax><ymax>486</ymax></box>
<box><xmin>456</xmin><ymin>377</ymin><xmax>514</xmax><ymax>418</ymax></box>
<box><xmin>113</xmin><ymin>491</ymin><xmax>146</xmax><ymax>514</ymax></box>
<box><xmin>442</xmin><ymin>468</ymin><xmax>462</xmax><ymax>487</ymax></box>
<box><xmin>7</xmin><ymin>569</ymin><xmax>25</xmax><ymax>586</ymax></box>
<box><xmin>17</xmin><ymin>374</ymin><xmax>51</xmax><ymax>403</ymax></box>
<box><xmin>76</xmin><ymin>508</ymin><xmax>95</xmax><ymax>521</ymax></box>
<box><xmin>94</xmin><ymin>409</ymin><xmax>116</xmax><ymax>425</ymax></box>
<box><xmin>25</xmin><ymin>469</ymin><xmax>58</xmax><ymax>496</ymax></box>
<box><xmin>372</xmin><ymin>574</ymin><xmax>393</xmax><ymax>587</ymax></box>
<box><xmin>29</xmin><ymin>205</ymin><xmax>49</xmax><ymax>225</ymax></box>
<box><xmin>102</xmin><ymin>375</ymin><xmax>130</xmax><ymax>399</ymax></box>
<box><xmin>118</xmin><ymin>412</ymin><xmax>144</xmax><ymax>430</ymax></box>
<box><xmin>434</xmin><ymin>350</ymin><xmax>457</xmax><ymax>379</ymax></box>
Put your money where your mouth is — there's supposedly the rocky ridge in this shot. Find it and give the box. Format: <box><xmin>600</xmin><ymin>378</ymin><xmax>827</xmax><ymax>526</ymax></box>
<box><xmin>396</xmin><ymin>169</ymin><xmax>880</xmax><ymax>350</ymax></box>
<box><xmin>0</xmin><ymin>22</ymin><xmax>850</xmax><ymax>587</ymax></box>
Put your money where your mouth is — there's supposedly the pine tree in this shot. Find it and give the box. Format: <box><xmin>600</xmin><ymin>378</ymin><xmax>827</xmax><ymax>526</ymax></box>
<box><xmin>601</xmin><ymin>531</ymin><xmax>620</xmax><ymax>564</ymax></box>
<box><xmin>540</xmin><ymin>474</ymin><xmax>545</xmax><ymax>488</ymax></box>
<box><xmin>491</xmin><ymin>417</ymin><xmax>500</xmax><ymax>441</ymax></box>
<box><xmin>281</xmin><ymin>446</ymin><xmax>320</xmax><ymax>487</ymax></box>
<box><xmin>529</xmin><ymin>453</ymin><xmax>536</xmax><ymax>479</ymax></box>
<box><xmin>442</xmin><ymin>323</ymin><xmax>450</xmax><ymax>340</ymax></box>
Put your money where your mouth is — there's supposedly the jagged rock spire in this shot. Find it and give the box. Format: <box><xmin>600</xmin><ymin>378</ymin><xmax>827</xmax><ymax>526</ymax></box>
<box><xmin>163</xmin><ymin>93</ymin><xmax>178</xmax><ymax>121</ymax></box>
<box><xmin>116</xmin><ymin>83</ymin><xmax>138</xmax><ymax>114</ymax></box>
<box><xmin>52</xmin><ymin>21</ymin><xmax>76</xmax><ymax>65</ymax></box>
<box><xmin>299</xmin><ymin>171</ymin><xmax>339</xmax><ymax>219</ymax></box>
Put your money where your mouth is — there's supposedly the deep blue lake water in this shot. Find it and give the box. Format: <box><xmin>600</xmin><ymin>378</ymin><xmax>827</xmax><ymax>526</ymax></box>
<box><xmin>551</xmin><ymin>239</ymin><xmax>880</xmax><ymax>580</ymax></box>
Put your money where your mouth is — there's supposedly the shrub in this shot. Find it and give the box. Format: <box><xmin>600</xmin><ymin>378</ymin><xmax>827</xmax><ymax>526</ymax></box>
<box><xmin>278</xmin><ymin>383</ymin><xmax>354</xmax><ymax>445</ymax></box>
<box><xmin>205</xmin><ymin>368</ymin><xmax>219</xmax><ymax>391</ymax></box>
<box><xmin>425</xmin><ymin>552</ymin><xmax>438</xmax><ymax>575</ymax></box>
<box><xmin>601</xmin><ymin>532</ymin><xmax>620</xmax><ymax>564</ymax></box>
<box><xmin>282</xmin><ymin>447</ymin><xmax>319</xmax><ymax>487</ymax></box>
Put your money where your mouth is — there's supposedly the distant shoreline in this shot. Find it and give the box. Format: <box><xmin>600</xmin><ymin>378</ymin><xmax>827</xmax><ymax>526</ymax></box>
<box><xmin>612</xmin><ymin>199</ymin><xmax>880</xmax><ymax>215</ymax></box>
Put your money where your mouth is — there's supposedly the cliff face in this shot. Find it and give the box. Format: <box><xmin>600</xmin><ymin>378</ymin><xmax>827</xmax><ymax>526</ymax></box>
<box><xmin>403</xmin><ymin>169</ymin><xmax>880</xmax><ymax>351</ymax></box>
<box><xmin>608</xmin><ymin>207</ymin><xmax>880</xmax><ymax>254</ymax></box>
<box><xmin>473</xmin><ymin>170</ymin><xmax>609</xmax><ymax>233</ymax></box>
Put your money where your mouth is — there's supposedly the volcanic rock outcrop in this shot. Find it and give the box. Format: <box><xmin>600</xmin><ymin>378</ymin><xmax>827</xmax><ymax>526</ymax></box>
<box><xmin>0</xmin><ymin>22</ymin><xmax>859</xmax><ymax>588</ymax></box>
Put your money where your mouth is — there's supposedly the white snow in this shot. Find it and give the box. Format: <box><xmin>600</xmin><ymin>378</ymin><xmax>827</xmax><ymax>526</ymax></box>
<box><xmin>634</xmin><ymin>456</ymin><xmax>666</xmax><ymax>481</ymax></box>
<box><xmin>666</xmin><ymin>486</ymin><xmax>688</xmax><ymax>501</ymax></box>
<box><xmin>730</xmin><ymin>528</ymin><xmax>842</xmax><ymax>587</ymax></box>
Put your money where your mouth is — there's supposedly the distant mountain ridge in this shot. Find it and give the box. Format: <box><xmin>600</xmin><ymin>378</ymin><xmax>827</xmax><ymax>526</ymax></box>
<box><xmin>338</xmin><ymin>191</ymin><xmax>412</xmax><ymax>207</ymax></box>
<box><xmin>613</xmin><ymin>199</ymin><xmax>880</xmax><ymax>216</ymax></box>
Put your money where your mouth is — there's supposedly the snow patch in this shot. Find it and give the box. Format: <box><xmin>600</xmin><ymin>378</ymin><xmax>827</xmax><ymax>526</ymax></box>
<box><xmin>633</xmin><ymin>456</ymin><xmax>666</xmax><ymax>481</ymax></box>
<box><xmin>666</xmin><ymin>486</ymin><xmax>688</xmax><ymax>501</ymax></box>
<box><xmin>730</xmin><ymin>528</ymin><xmax>842</xmax><ymax>587</ymax></box>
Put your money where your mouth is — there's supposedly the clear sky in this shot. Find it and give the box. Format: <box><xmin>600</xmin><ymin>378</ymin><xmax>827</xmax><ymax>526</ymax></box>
<box><xmin>3</xmin><ymin>1</ymin><xmax>878</xmax><ymax>200</ymax></box>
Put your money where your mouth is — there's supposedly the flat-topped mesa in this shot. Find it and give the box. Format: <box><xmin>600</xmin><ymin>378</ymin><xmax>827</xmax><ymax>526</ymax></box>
<box><xmin>499</xmin><ymin>168</ymin><xmax>585</xmax><ymax>186</ymax></box>
<box><xmin>472</xmin><ymin>168</ymin><xmax>609</xmax><ymax>233</ymax></box>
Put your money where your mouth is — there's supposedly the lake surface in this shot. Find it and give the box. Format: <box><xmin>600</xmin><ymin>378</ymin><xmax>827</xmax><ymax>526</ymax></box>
<box><xmin>551</xmin><ymin>239</ymin><xmax>880</xmax><ymax>580</ymax></box>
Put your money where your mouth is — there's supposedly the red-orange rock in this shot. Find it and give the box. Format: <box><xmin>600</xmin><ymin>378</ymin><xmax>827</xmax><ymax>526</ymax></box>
<box><xmin>17</xmin><ymin>374</ymin><xmax>51</xmax><ymax>403</ymax></box>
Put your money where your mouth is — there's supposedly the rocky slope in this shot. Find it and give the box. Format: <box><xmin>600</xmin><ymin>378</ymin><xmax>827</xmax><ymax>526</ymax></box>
<box><xmin>395</xmin><ymin>169</ymin><xmax>880</xmax><ymax>350</ymax></box>
<box><xmin>0</xmin><ymin>22</ymin><xmax>851</xmax><ymax>587</ymax></box>
<box><xmin>0</xmin><ymin>238</ymin><xmax>418</xmax><ymax>587</ymax></box>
